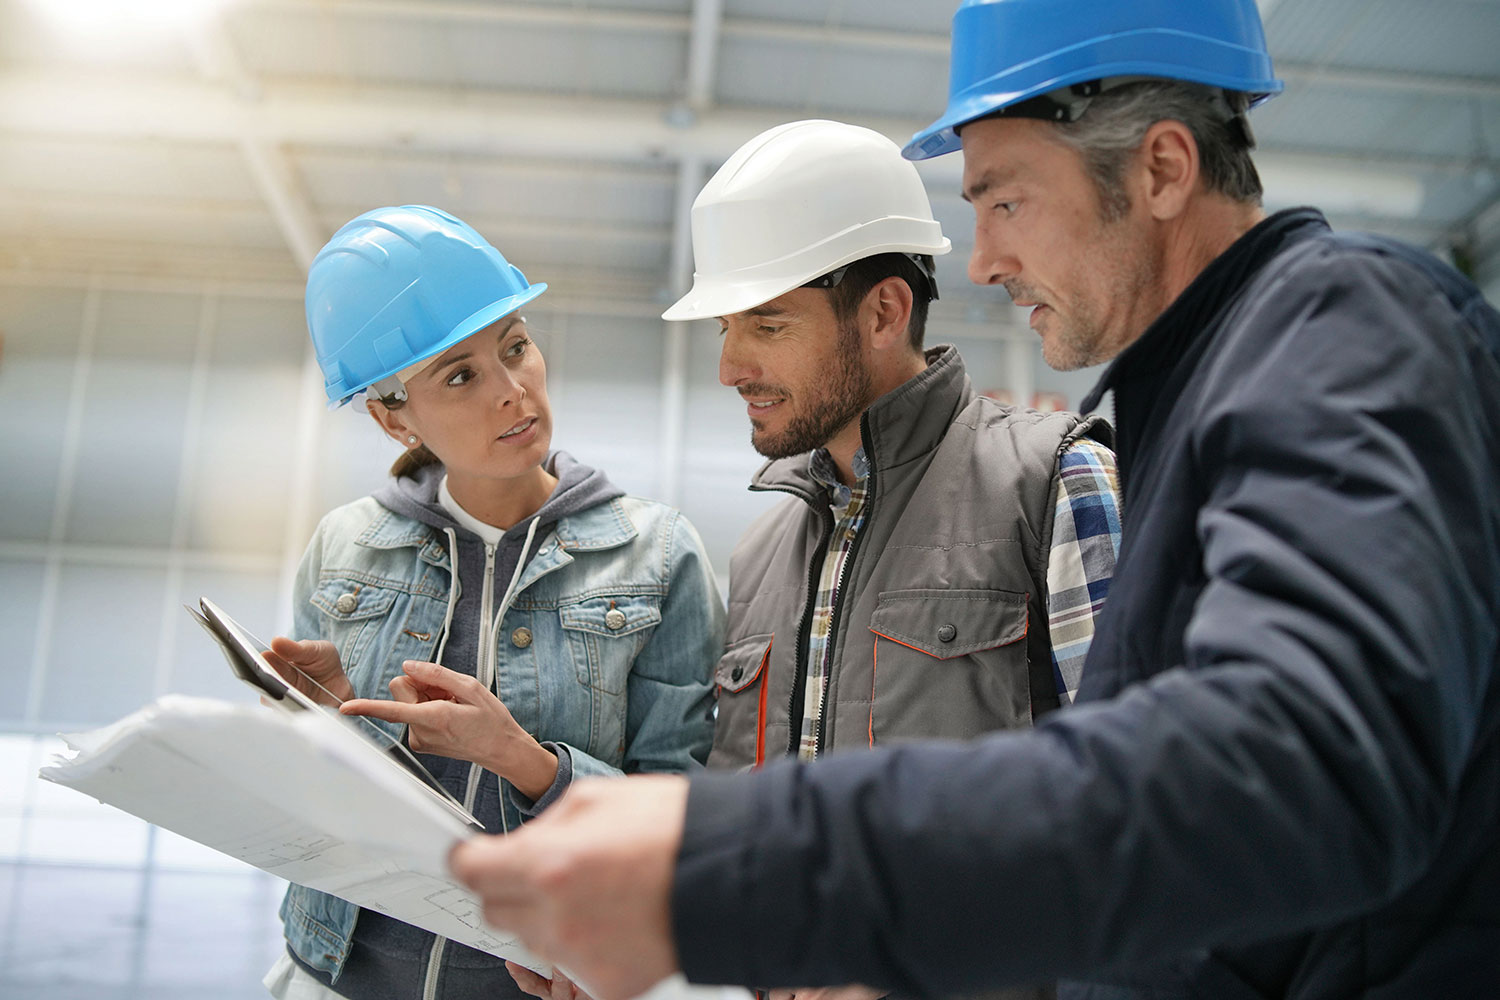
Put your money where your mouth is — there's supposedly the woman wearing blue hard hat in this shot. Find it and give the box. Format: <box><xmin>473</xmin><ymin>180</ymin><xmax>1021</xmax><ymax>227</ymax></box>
<box><xmin>260</xmin><ymin>205</ymin><xmax>724</xmax><ymax>1000</ymax></box>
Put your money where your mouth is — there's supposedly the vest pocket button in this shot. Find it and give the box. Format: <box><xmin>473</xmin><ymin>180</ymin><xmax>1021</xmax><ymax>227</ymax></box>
<box><xmin>604</xmin><ymin>608</ymin><xmax>627</xmax><ymax>631</ymax></box>
<box><xmin>335</xmin><ymin>593</ymin><xmax>358</xmax><ymax>614</ymax></box>
<box><xmin>937</xmin><ymin>623</ymin><xmax>957</xmax><ymax>643</ymax></box>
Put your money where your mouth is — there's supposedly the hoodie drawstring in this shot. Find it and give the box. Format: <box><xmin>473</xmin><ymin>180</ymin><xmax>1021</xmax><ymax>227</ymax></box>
<box><xmin>432</xmin><ymin>526</ymin><xmax>461</xmax><ymax>667</ymax></box>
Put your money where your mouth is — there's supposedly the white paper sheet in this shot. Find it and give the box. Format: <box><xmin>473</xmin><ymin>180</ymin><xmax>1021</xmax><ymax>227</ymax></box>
<box><xmin>40</xmin><ymin>695</ymin><xmax>756</xmax><ymax>1000</ymax></box>
<box><xmin>39</xmin><ymin>694</ymin><xmax>544</xmax><ymax>970</ymax></box>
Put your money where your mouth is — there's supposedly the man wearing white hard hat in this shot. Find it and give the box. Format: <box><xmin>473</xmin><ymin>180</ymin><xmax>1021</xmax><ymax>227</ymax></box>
<box><xmin>665</xmin><ymin>120</ymin><xmax>1120</xmax><ymax>812</ymax></box>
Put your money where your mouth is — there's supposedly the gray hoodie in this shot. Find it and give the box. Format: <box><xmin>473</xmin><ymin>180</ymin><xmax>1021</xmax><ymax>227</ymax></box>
<box><xmin>294</xmin><ymin>451</ymin><xmax>624</xmax><ymax>1000</ymax></box>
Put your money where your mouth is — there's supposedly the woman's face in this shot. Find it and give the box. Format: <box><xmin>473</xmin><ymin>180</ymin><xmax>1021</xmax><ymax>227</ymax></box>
<box><xmin>371</xmin><ymin>315</ymin><xmax>553</xmax><ymax>487</ymax></box>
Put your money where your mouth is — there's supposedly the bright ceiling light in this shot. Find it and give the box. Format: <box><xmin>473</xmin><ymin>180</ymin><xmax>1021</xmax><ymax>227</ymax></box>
<box><xmin>24</xmin><ymin>0</ymin><xmax>238</xmax><ymax>38</ymax></box>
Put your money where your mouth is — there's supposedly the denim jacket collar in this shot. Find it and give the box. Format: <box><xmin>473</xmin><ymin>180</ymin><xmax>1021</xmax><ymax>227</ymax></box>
<box><xmin>352</xmin><ymin>497</ymin><xmax>640</xmax><ymax>571</ymax></box>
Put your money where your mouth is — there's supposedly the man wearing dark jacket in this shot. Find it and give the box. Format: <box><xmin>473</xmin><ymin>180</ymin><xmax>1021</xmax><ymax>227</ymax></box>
<box><xmin>448</xmin><ymin>2</ymin><xmax>1500</xmax><ymax>997</ymax></box>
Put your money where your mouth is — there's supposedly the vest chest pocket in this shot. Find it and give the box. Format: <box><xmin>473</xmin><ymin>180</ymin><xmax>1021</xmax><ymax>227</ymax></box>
<box><xmin>867</xmin><ymin>588</ymin><xmax>1032</xmax><ymax>742</ymax></box>
<box><xmin>708</xmin><ymin>633</ymin><xmax>773</xmax><ymax>769</ymax></box>
<box><xmin>559</xmin><ymin>595</ymin><xmax>662</xmax><ymax>695</ymax></box>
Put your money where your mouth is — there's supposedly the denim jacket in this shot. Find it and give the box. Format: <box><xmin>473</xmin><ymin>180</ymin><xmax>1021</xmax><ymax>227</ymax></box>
<box><xmin>279</xmin><ymin>490</ymin><xmax>724</xmax><ymax>980</ymax></box>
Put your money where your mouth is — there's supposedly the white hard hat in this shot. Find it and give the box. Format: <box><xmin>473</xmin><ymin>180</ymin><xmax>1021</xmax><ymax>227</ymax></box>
<box><xmin>662</xmin><ymin>120</ymin><xmax>951</xmax><ymax>322</ymax></box>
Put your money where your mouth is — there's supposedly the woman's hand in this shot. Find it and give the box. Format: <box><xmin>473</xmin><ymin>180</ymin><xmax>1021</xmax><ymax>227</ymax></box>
<box><xmin>507</xmin><ymin>961</ymin><xmax>593</xmax><ymax>1000</ymax></box>
<box><xmin>263</xmin><ymin>636</ymin><xmax>355</xmax><ymax>707</ymax></box>
<box><xmin>340</xmin><ymin>661</ymin><xmax>560</xmax><ymax>800</ymax></box>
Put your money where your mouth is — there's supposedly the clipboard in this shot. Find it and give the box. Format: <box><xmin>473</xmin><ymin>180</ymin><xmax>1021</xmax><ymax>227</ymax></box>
<box><xmin>187</xmin><ymin>597</ymin><xmax>484</xmax><ymax>831</ymax></box>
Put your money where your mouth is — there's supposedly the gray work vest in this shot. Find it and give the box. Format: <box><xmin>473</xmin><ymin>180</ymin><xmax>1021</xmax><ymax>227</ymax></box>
<box><xmin>710</xmin><ymin>345</ymin><xmax>1111</xmax><ymax>767</ymax></box>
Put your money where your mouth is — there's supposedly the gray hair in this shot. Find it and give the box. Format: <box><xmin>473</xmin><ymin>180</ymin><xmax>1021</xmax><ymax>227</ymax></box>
<box><xmin>1051</xmin><ymin>80</ymin><xmax>1265</xmax><ymax>220</ymax></box>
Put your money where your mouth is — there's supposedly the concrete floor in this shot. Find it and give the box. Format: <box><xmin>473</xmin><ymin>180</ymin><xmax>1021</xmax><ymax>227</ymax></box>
<box><xmin>0</xmin><ymin>861</ymin><xmax>286</xmax><ymax>999</ymax></box>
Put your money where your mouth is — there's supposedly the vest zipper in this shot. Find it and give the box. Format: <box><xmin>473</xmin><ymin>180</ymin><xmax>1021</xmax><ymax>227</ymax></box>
<box><xmin>785</xmin><ymin>507</ymin><xmax>833</xmax><ymax>756</ymax></box>
<box><xmin>790</xmin><ymin>417</ymin><xmax>879</xmax><ymax>758</ymax></box>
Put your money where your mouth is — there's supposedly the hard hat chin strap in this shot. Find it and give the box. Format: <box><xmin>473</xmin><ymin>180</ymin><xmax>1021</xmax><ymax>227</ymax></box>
<box><xmin>801</xmin><ymin>252</ymin><xmax>941</xmax><ymax>303</ymax></box>
<box><xmin>368</xmin><ymin>375</ymin><xmax>407</xmax><ymax>405</ymax></box>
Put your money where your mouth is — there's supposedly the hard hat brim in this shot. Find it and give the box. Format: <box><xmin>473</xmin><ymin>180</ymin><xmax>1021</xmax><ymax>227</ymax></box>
<box><xmin>332</xmin><ymin>281</ymin><xmax>548</xmax><ymax>407</ymax></box>
<box><xmin>662</xmin><ymin>237</ymin><xmax>952</xmax><ymax>323</ymax></box>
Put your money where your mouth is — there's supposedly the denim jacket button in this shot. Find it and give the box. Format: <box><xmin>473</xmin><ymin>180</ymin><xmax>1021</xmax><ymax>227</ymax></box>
<box><xmin>335</xmin><ymin>593</ymin><xmax>358</xmax><ymax>614</ymax></box>
<box><xmin>937</xmin><ymin>623</ymin><xmax>957</xmax><ymax>643</ymax></box>
<box><xmin>511</xmin><ymin>627</ymin><xmax>533</xmax><ymax>649</ymax></box>
<box><xmin>604</xmin><ymin>609</ymin><xmax>627</xmax><ymax>631</ymax></box>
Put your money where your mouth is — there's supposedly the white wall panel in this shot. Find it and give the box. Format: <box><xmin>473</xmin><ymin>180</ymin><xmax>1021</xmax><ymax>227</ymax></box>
<box><xmin>169</xmin><ymin>568</ymin><xmax>282</xmax><ymax>704</ymax></box>
<box><xmin>65</xmin><ymin>357</ymin><xmax>194</xmax><ymax>547</ymax></box>
<box><xmin>0</xmin><ymin>356</ymin><xmax>75</xmax><ymax>542</ymax></box>
<box><xmin>37</xmin><ymin>563</ymin><xmax>166</xmax><ymax>728</ymax></box>
<box><xmin>0</xmin><ymin>287</ymin><xmax>86</xmax><ymax>542</ymax></box>
<box><xmin>0</xmin><ymin>561</ymin><xmax>45</xmax><ymax>727</ymax></box>
<box><xmin>546</xmin><ymin>313</ymin><xmax>664</xmax><ymax>499</ymax></box>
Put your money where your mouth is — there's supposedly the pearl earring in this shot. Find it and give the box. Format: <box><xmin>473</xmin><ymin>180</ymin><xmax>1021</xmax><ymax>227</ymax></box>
<box><xmin>406</xmin><ymin>435</ymin><xmax>418</xmax><ymax>446</ymax></box>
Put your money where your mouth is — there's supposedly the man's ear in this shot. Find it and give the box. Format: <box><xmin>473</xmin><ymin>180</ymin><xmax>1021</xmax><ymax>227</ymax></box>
<box><xmin>865</xmin><ymin>276</ymin><xmax>915</xmax><ymax>353</ymax></box>
<box><xmin>1137</xmin><ymin>118</ymin><xmax>1199</xmax><ymax>222</ymax></box>
<box><xmin>366</xmin><ymin>397</ymin><xmax>412</xmax><ymax>444</ymax></box>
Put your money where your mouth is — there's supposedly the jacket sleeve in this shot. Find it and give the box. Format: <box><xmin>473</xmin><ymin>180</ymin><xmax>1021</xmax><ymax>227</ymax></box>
<box><xmin>671</xmin><ymin>247</ymin><xmax>1500</xmax><ymax>992</ymax></box>
<box><xmin>514</xmin><ymin>511</ymin><xmax>725</xmax><ymax>812</ymax></box>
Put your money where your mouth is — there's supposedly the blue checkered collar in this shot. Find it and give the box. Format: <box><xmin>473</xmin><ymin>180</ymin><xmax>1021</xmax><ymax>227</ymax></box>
<box><xmin>808</xmin><ymin>446</ymin><xmax>871</xmax><ymax>511</ymax></box>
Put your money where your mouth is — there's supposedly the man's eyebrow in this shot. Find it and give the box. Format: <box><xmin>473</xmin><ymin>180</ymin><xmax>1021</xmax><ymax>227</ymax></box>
<box><xmin>715</xmin><ymin>304</ymin><xmax>792</xmax><ymax>323</ymax></box>
<box><xmin>961</xmin><ymin>167</ymin><xmax>1017</xmax><ymax>204</ymax></box>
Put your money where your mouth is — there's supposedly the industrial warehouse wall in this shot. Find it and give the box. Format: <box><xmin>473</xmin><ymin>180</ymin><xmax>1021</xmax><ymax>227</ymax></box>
<box><xmin>0</xmin><ymin>273</ymin><xmax>1100</xmax><ymax>742</ymax></box>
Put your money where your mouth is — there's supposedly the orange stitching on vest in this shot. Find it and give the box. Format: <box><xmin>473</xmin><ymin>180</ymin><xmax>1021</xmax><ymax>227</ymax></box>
<box><xmin>754</xmin><ymin>636</ymin><xmax>774</xmax><ymax>767</ymax></box>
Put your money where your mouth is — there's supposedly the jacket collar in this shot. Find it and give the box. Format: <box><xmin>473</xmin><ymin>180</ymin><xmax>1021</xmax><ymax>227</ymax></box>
<box><xmin>750</xmin><ymin>344</ymin><xmax>973</xmax><ymax>499</ymax></box>
<box><xmin>355</xmin><ymin>496</ymin><xmax>638</xmax><ymax>559</ymax></box>
<box><xmin>1082</xmin><ymin>207</ymin><xmax>1331</xmax><ymax>412</ymax></box>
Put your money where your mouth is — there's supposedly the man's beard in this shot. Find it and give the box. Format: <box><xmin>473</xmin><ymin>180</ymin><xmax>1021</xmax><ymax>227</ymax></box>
<box><xmin>749</xmin><ymin>321</ymin><xmax>872</xmax><ymax>460</ymax></box>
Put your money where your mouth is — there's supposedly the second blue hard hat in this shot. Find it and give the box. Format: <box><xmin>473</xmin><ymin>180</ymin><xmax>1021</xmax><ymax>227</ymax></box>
<box><xmin>306</xmin><ymin>205</ymin><xmax>548</xmax><ymax>406</ymax></box>
<box><xmin>904</xmin><ymin>0</ymin><xmax>1283</xmax><ymax>160</ymax></box>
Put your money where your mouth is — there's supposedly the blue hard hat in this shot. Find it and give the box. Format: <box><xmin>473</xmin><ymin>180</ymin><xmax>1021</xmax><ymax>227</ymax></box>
<box><xmin>306</xmin><ymin>205</ymin><xmax>548</xmax><ymax>406</ymax></box>
<box><xmin>904</xmin><ymin>0</ymin><xmax>1283</xmax><ymax>160</ymax></box>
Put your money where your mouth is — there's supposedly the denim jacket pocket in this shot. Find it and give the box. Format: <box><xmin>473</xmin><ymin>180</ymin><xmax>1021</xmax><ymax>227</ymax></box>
<box><xmin>310</xmin><ymin>578</ymin><xmax>398</xmax><ymax>621</ymax></box>
<box><xmin>309</xmin><ymin>577</ymin><xmax>398</xmax><ymax>666</ymax></box>
<box><xmin>559</xmin><ymin>594</ymin><xmax>662</xmax><ymax>695</ymax></box>
<box><xmin>307</xmin><ymin>577</ymin><xmax>446</xmax><ymax>726</ymax></box>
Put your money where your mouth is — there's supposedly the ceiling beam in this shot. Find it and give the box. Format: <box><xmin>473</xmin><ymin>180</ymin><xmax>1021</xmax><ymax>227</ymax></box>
<box><xmin>185</xmin><ymin>21</ymin><xmax>325</xmax><ymax>271</ymax></box>
<box><xmin>0</xmin><ymin>70</ymin><xmax>1478</xmax><ymax>226</ymax></box>
<box><xmin>247</xmin><ymin>0</ymin><xmax>690</xmax><ymax>34</ymax></box>
<box><xmin>668</xmin><ymin>158</ymin><xmax>705</xmax><ymax>298</ymax></box>
<box><xmin>239</xmin><ymin>0</ymin><xmax>1500</xmax><ymax>102</ymax></box>
<box><xmin>685</xmin><ymin>0</ymin><xmax>725</xmax><ymax>113</ymax></box>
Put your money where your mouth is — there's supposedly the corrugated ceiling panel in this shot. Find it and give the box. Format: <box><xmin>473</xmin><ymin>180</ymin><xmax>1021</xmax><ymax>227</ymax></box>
<box><xmin>1270</xmin><ymin>0</ymin><xmax>1500</xmax><ymax>78</ymax></box>
<box><xmin>294</xmin><ymin>151</ymin><xmax>676</xmax><ymax>227</ymax></box>
<box><xmin>1260</xmin><ymin>87</ymin><xmax>1494</xmax><ymax>164</ymax></box>
<box><xmin>229</xmin><ymin>7</ymin><xmax>684</xmax><ymax>99</ymax></box>
<box><xmin>716</xmin><ymin>36</ymin><xmax>947</xmax><ymax>117</ymax></box>
<box><xmin>0</xmin><ymin>136</ymin><xmax>258</xmax><ymax>203</ymax></box>
<box><xmin>727</xmin><ymin>0</ymin><xmax>958</xmax><ymax>34</ymax></box>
